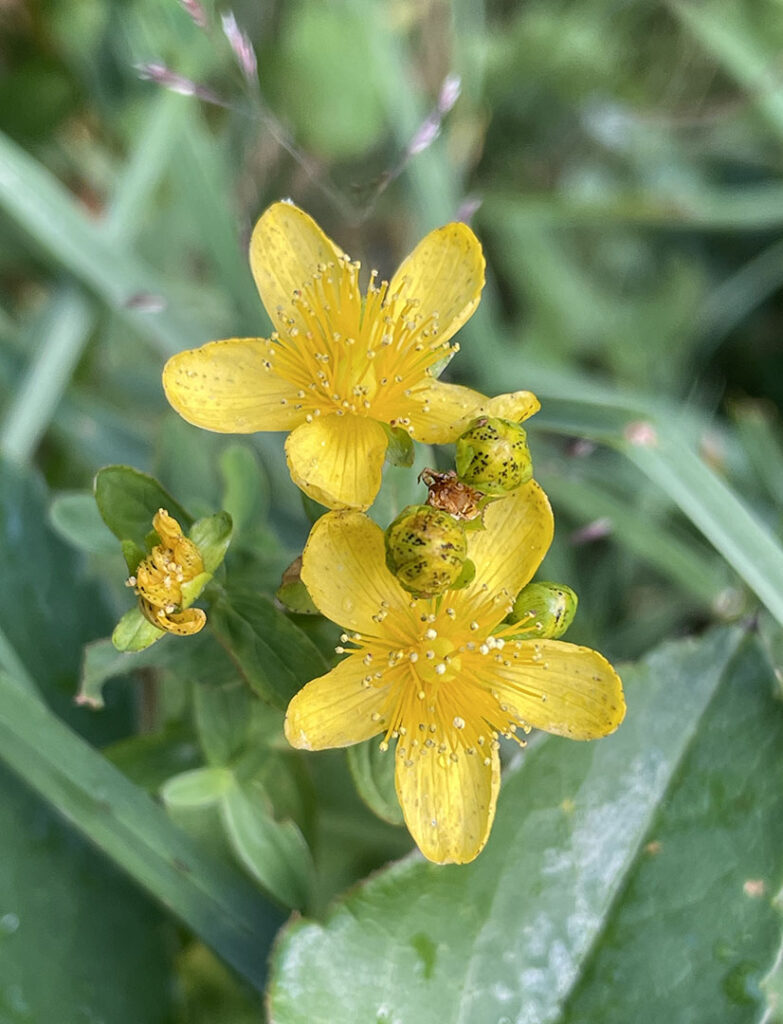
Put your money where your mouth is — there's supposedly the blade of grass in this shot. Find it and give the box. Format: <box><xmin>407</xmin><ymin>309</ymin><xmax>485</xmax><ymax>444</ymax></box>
<box><xmin>0</xmin><ymin>93</ymin><xmax>190</xmax><ymax>463</ymax></box>
<box><xmin>0</xmin><ymin>288</ymin><xmax>95</xmax><ymax>463</ymax></box>
<box><xmin>0</xmin><ymin>669</ymin><xmax>284</xmax><ymax>989</ymax></box>
<box><xmin>530</xmin><ymin>378</ymin><xmax>783</xmax><ymax>626</ymax></box>
<box><xmin>539</xmin><ymin>471</ymin><xmax>729</xmax><ymax>606</ymax></box>
<box><xmin>482</xmin><ymin>186</ymin><xmax>783</xmax><ymax>230</ymax></box>
<box><xmin>0</xmin><ymin>121</ymin><xmax>201</xmax><ymax>357</ymax></box>
<box><xmin>624</xmin><ymin>434</ymin><xmax>783</xmax><ymax>626</ymax></box>
<box><xmin>672</xmin><ymin>1</ymin><xmax>783</xmax><ymax>139</ymax></box>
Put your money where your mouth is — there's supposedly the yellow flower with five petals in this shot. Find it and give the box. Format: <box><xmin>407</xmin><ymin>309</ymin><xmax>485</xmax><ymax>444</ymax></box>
<box><xmin>284</xmin><ymin>481</ymin><xmax>625</xmax><ymax>865</ymax></box>
<box><xmin>163</xmin><ymin>202</ymin><xmax>538</xmax><ymax>510</ymax></box>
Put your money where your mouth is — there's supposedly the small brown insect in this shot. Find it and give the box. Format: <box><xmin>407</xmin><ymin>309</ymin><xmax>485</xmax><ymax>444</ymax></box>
<box><xmin>420</xmin><ymin>469</ymin><xmax>485</xmax><ymax>521</ymax></box>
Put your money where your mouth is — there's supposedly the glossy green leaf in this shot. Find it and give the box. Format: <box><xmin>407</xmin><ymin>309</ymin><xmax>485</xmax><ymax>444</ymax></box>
<box><xmin>268</xmin><ymin>628</ymin><xmax>783</xmax><ymax>1023</ymax></box>
<box><xmin>94</xmin><ymin>464</ymin><xmax>191</xmax><ymax>547</ymax></box>
<box><xmin>112</xmin><ymin>606</ymin><xmax>164</xmax><ymax>652</ymax></box>
<box><xmin>0</xmin><ymin>458</ymin><xmax>175</xmax><ymax>1020</ymax></box>
<box><xmin>347</xmin><ymin>739</ymin><xmax>405</xmax><ymax>827</ymax></box>
<box><xmin>0</xmin><ymin>671</ymin><xmax>283</xmax><ymax>991</ymax></box>
<box><xmin>209</xmin><ymin>589</ymin><xmax>329</xmax><ymax>708</ymax></box>
<box><xmin>0</xmin><ymin>763</ymin><xmax>176</xmax><ymax>1024</ymax></box>
<box><xmin>190</xmin><ymin>510</ymin><xmax>233</xmax><ymax>574</ymax></box>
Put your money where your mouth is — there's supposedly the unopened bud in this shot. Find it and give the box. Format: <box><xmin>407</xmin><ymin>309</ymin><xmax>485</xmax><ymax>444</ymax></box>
<box><xmin>455</xmin><ymin>416</ymin><xmax>532</xmax><ymax>495</ymax></box>
<box><xmin>508</xmin><ymin>581</ymin><xmax>578</xmax><ymax>639</ymax></box>
<box><xmin>384</xmin><ymin>505</ymin><xmax>472</xmax><ymax>598</ymax></box>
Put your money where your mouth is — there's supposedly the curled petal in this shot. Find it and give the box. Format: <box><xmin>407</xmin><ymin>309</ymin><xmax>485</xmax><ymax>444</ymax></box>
<box><xmin>284</xmin><ymin>653</ymin><xmax>390</xmax><ymax>750</ymax></box>
<box><xmin>395</xmin><ymin>737</ymin><xmax>499</xmax><ymax>865</ymax></box>
<box><xmin>163</xmin><ymin>338</ymin><xmax>306</xmax><ymax>433</ymax></box>
<box><xmin>250</xmin><ymin>202</ymin><xmax>343</xmax><ymax>336</ymax></box>
<box><xmin>402</xmin><ymin>382</ymin><xmax>539</xmax><ymax>444</ymax></box>
<box><xmin>139</xmin><ymin>599</ymin><xmax>206</xmax><ymax>636</ymax></box>
<box><xmin>468</xmin><ymin>639</ymin><xmax>626</xmax><ymax>739</ymax></box>
<box><xmin>300</xmin><ymin>510</ymin><xmax>417</xmax><ymax>637</ymax></box>
<box><xmin>387</xmin><ymin>222</ymin><xmax>485</xmax><ymax>347</ymax></box>
<box><xmin>285</xmin><ymin>413</ymin><xmax>388</xmax><ymax>510</ymax></box>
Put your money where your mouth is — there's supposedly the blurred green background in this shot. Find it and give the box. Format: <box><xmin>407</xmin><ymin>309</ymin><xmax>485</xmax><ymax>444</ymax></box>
<box><xmin>1</xmin><ymin>0</ymin><xmax>783</xmax><ymax>1021</ymax></box>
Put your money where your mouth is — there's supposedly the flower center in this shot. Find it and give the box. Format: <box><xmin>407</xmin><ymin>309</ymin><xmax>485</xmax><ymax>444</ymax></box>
<box><xmin>264</xmin><ymin>255</ymin><xmax>456</xmax><ymax>429</ymax></box>
<box><xmin>414</xmin><ymin>635</ymin><xmax>461</xmax><ymax>684</ymax></box>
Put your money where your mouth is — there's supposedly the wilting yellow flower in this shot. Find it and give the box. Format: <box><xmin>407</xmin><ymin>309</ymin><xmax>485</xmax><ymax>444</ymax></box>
<box><xmin>127</xmin><ymin>509</ymin><xmax>206</xmax><ymax>636</ymax></box>
<box><xmin>163</xmin><ymin>201</ymin><xmax>538</xmax><ymax>509</ymax></box>
<box><xmin>284</xmin><ymin>483</ymin><xmax>625</xmax><ymax>864</ymax></box>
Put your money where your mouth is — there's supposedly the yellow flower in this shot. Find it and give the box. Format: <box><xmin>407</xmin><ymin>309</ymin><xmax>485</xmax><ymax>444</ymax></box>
<box><xmin>163</xmin><ymin>202</ymin><xmax>539</xmax><ymax>510</ymax></box>
<box><xmin>284</xmin><ymin>483</ymin><xmax>625</xmax><ymax>864</ymax></box>
<box><xmin>127</xmin><ymin>509</ymin><xmax>207</xmax><ymax>636</ymax></box>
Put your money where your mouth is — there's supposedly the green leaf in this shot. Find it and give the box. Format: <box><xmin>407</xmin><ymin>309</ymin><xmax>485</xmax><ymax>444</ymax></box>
<box><xmin>268</xmin><ymin>628</ymin><xmax>783</xmax><ymax>1023</ymax></box>
<box><xmin>104</xmin><ymin>723</ymin><xmax>201</xmax><ymax>793</ymax></box>
<box><xmin>162</xmin><ymin>766</ymin><xmax>235</xmax><ymax>807</ymax></box>
<box><xmin>221</xmin><ymin>778</ymin><xmax>315</xmax><ymax>911</ymax></box>
<box><xmin>193</xmin><ymin>657</ymin><xmax>255</xmax><ymax>768</ymax></box>
<box><xmin>0</xmin><ymin>671</ymin><xmax>284</xmax><ymax>991</ymax></box>
<box><xmin>209</xmin><ymin>589</ymin><xmax>329</xmax><ymax>708</ymax></box>
<box><xmin>112</xmin><ymin>607</ymin><xmax>164</xmax><ymax>652</ymax></box>
<box><xmin>94</xmin><ymin>464</ymin><xmax>191</xmax><ymax>547</ymax></box>
<box><xmin>276</xmin><ymin>557</ymin><xmax>320</xmax><ymax>616</ymax></box>
<box><xmin>271</xmin><ymin>0</ymin><xmax>386</xmax><ymax>160</ymax></box>
<box><xmin>49</xmin><ymin>490</ymin><xmax>118</xmax><ymax>555</ymax></box>
<box><xmin>220</xmin><ymin>444</ymin><xmax>271</xmax><ymax>535</ymax></box>
<box><xmin>347</xmin><ymin>739</ymin><xmax>405</xmax><ymax>826</ymax></box>
<box><xmin>79</xmin><ymin>634</ymin><xmax>179</xmax><ymax>709</ymax></box>
<box><xmin>0</xmin><ymin>457</ymin><xmax>132</xmax><ymax>740</ymax></box>
<box><xmin>190</xmin><ymin>510</ymin><xmax>233</xmax><ymax>574</ymax></box>
<box><xmin>0</xmin><ymin>763</ymin><xmax>176</xmax><ymax>1023</ymax></box>
<box><xmin>381</xmin><ymin>423</ymin><xmax>415</xmax><ymax>468</ymax></box>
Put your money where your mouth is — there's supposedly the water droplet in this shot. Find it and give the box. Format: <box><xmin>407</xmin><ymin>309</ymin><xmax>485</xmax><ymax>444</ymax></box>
<box><xmin>0</xmin><ymin>914</ymin><xmax>19</xmax><ymax>935</ymax></box>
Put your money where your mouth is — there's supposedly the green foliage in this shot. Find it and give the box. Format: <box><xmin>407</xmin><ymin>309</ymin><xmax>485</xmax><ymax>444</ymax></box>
<box><xmin>95</xmin><ymin>464</ymin><xmax>191</xmax><ymax>546</ymax></box>
<box><xmin>209</xmin><ymin>589</ymin><xmax>329</xmax><ymax>708</ymax></box>
<box><xmin>3</xmin><ymin>0</ymin><xmax>783</xmax><ymax>1017</ymax></box>
<box><xmin>347</xmin><ymin>738</ymin><xmax>405</xmax><ymax>827</ymax></box>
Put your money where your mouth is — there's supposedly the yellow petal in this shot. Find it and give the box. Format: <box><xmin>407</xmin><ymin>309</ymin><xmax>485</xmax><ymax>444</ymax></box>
<box><xmin>401</xmin><ymin>382</ymin><xmax>540</xmax><ymax>444</ymax></box>
<box><xmin>472</xmin><ymin>639</ymin><xmax>626</xmax><ymax>739</ymax></box>
<box><xmin>451</xmin><ymin>479</ymin><xmax>554</xmax><ymax>628</ymax></box>
<box><xmin>285</xmin><ymin>413</ymin><xmax>388</xmax><ymax>510</ymax></box>
<box><xmin>300</xmin><ymin>510</ymin><xmax>417</xmax><ymax>637</ymax></box>
<box><xmin>388</xmin><ymin>222</ymin><xmax>485</xmax><ymax>347</ymax></box>
<box><xmin>395</xmin><ymin>737</ymin><xmax>500</xmax><ymax>864</ymax></box>
<box><xmin>284</xmin><ymin>653</ymin><xmax>390</xmax><ymax>750</ymax></box>
<box><xmin>249</xmin><ymin>202</ymin><xmax>343</xmax><ymax>335</ymax></box>
<box><xmin>163</xmin><ymin>339</ymin><xmax>306</xmax><ymax>433</ymax></box>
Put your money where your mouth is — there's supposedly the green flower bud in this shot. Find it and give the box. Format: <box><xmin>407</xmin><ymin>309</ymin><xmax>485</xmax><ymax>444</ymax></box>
<box><xmin>455</xmin><ymin>417</ymin><xmax>533</xmax><ymax>495</ymax></box>
<box><xmin>384</xmin><ymin>504</ymin><xmax>470</xmax><ymax>598</ymax></box>
<box><xmin>508</xmin><ymin>581</ymin><xmax>578</xmax><ymax>639</ymax></box>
